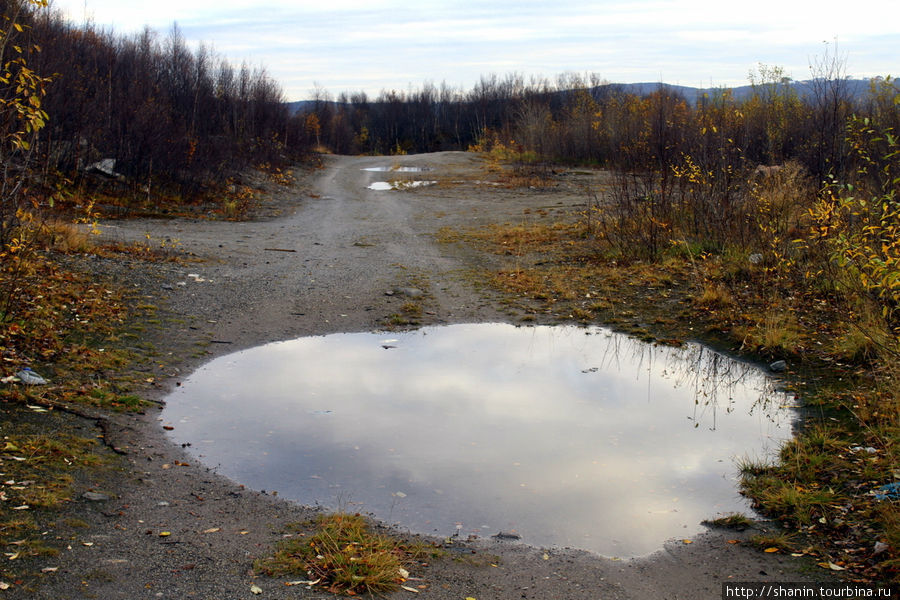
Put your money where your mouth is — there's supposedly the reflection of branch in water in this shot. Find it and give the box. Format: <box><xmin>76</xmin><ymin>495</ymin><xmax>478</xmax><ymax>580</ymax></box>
<box><xmin>663</xmin><ymin>342</ymin><xmax>788</xmax><ymax>431</ymax></box>
<box><xmin>579</xmin><ymin>327</ymin><xmax>790</xmax><ymax>432</ymax></box>
<box><xmin>677</xmin><ymin>348</ymin><xmax>734</xmax><ymax>431</ymax></box>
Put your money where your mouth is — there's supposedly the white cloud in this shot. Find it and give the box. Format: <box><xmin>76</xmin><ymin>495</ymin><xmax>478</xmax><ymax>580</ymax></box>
<box><xmin>48</xmin><ymin>0</ymin><xmax>899</xmax><ymax>99</ymax></box>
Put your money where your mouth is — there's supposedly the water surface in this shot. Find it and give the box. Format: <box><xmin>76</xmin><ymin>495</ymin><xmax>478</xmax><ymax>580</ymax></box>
<box><xmin>362</xmin><ymin>166</ymin><xmax>431</xmax><ymax>172</ymax></box>
<box><xmin>367</xmin><ymin>180</ymin><xmax>437</xmax><ymax>190</ymax></box>
<box><xmin>163</xmin><ymin>324</ymin><xmax>793</xmax><ymax>557</ymax></box>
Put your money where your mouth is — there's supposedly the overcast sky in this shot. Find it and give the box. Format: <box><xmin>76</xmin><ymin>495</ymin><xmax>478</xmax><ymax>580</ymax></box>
<box><xmin>49</xmin><ymin>0</ymin><xmax>898</xmax><ymax>101</ymax></box>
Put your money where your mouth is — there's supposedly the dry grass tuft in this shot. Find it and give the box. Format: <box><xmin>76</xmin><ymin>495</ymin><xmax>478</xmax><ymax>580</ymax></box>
<box><xmin>694</xmin><ymin>282</ymin><xmax>736</xmax><ymax>309</ymax></box>
<box><xmin>255</xmin><ymin>513</ymin><xmax>435</xmax><ymax>595</ymax></box>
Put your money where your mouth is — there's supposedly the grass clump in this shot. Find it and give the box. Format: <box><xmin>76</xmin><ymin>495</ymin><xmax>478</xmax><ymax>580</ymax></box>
<box><xmin>749</xmin><ymin>478</ymin><xmax>843</xmax><ymax>527</ymax></box>
<box><xmin>255</xmin><ymin>512</ymin><xmax>435</xmax><ymax>596</ymax></box>
<box><xmin>84</xmin><ymin>388</ymin><xmax>147</xmax><ymax>411</ymax></box>
<box><xmin>739</xmin><ymin>311</ymin><xmax>802</xmax><ymax>356</ymax></box>
<box><xmin>386</xmin><ymin>313</ymin><xmax>415</xmax><ymax>327</ymax></box>
<box><xmin>693</xmin><ymin>282</ymin><xmax>736</xmax><ymax>310</ymax></box>
<box><xmin>400</xmin><ymin>301</ymin><xmax>423</xmax><ymax>317</ymax></box>
<box><xmin>703</xmin><ymin>513</ymin><xmax>755</xmax><ymax>531</ymax></box>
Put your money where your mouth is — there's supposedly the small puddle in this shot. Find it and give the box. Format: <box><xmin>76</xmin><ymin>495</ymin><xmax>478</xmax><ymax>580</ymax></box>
<box><xmin>362</xmin><ymin>166</ymin><xmax>432</xmax><ymax>172</ymax></box>
<box><xmin>163</xmin><ymin>324</ymin><xmax>794</xmax><ymax>557</ymax></box>
<box><xmin>367</xmin><ymin>180</ymin><xmax>437</xmax><ymax>191</ymax></box>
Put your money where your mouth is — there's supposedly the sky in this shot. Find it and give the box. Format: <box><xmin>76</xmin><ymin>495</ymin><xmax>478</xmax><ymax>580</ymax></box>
<box><xmin>49</xmin><ymin>0</ymin><xmax>899</xmax><ymax>101</ymax></box>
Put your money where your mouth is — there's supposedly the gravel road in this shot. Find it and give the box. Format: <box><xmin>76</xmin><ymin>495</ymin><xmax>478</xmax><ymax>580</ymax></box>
<box><xmin>18</xmin><ymin>152</ymin><xmax>817</xmax><ymax>599</ymax></box>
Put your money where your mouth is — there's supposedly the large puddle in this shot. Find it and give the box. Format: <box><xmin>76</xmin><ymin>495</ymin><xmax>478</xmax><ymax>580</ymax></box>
<box><xmin>163</xmin><ymin>324</ymin><xmax>794</xmax><ymax>557</ymax></box>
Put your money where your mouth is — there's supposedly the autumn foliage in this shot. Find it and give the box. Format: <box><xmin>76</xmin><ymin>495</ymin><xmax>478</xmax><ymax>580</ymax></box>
<box><xmin>4</xmin><ymin>1</ymin><xmax>312</xmax><ymax>201</ymax></box>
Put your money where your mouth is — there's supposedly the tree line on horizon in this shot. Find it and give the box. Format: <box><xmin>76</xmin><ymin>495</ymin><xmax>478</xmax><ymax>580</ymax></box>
<box><xmin>307</xmin><ymin>68</ymin><xmax>898</xmax><ymax>184</ymax></box>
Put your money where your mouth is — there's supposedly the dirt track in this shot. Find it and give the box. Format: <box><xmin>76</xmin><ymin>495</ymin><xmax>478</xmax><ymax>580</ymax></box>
<box><xmin>18</xmin><ymin>152</ymin><xmax>818</xmax><ymax>599</ymax></box>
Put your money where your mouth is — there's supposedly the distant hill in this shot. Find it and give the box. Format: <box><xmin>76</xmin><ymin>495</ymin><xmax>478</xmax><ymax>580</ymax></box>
<box><xmin>609</xmin><ymin>78</ymin><xmax>879</xmax><ymax>105</ymax></box>
<box><xmin>284</xmin><ymin>78</ymin><xmax>884</xmax><ymax>112</ymax></box>
<box><xmin>286</xmin><ymin>100</ymin><xmax>320</xmax><ymax>114</ymax></box>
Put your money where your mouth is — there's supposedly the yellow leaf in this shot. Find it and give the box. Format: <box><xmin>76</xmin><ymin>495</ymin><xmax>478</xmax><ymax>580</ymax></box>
<box><xmin>764</xmin><ymin>547</ymin><xmax>779</xmax><ymax>553</ymax></box>
<box><xmin>158</xmin><ymin>531</ymin><xmax>171</xmax><ymax>537</ymax></box>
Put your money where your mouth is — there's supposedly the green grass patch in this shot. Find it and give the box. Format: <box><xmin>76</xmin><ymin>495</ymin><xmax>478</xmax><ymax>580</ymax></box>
<box><xmin>1</xmin><ymin>433</ymin><xmax>106</xmax><ymax>508</ymax></box>
<box><xmin>85</xmin><ymin>388</ymin><xmax>147</xmax><ymax>411</ymax></box>
<box><xmin>1</xmin><ymin>429</ymin><xmax>111</xmax><ymax>574</ymax></box>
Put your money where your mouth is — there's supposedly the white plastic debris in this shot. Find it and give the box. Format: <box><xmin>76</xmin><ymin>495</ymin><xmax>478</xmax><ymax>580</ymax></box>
<box><xmin>15</xmin><ymin>368</ymin><xmax>48</xmax><ymax>385</ymax></box>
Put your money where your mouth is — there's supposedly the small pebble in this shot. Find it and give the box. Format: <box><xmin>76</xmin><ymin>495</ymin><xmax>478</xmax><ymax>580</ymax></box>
<box><xmin>82</xmin><ymin>492</ymin><xmax>110</xmax><ymax>502</ymax></box>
